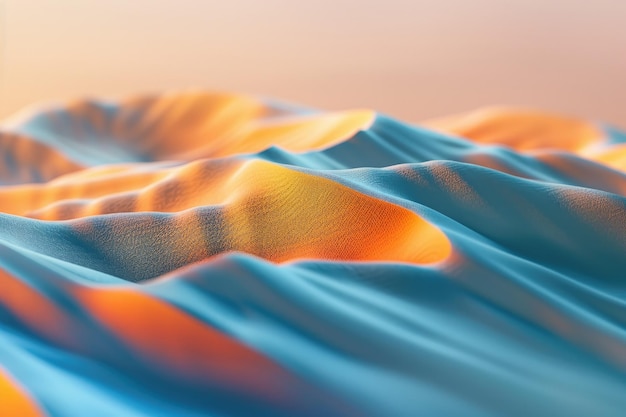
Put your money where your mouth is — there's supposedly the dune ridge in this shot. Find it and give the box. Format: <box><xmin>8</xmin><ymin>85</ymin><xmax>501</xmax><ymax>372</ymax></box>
<box><xmin>1</xmin><ymin>92</ymin><xmax>626</xmax><ymax>416</ymax></box>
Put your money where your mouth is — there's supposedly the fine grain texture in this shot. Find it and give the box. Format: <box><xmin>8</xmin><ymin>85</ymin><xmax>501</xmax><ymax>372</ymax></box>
<box><xmin>1</xmin><ymin>92</ymin><xmax>625</xmax><ymax>417</ymax></box>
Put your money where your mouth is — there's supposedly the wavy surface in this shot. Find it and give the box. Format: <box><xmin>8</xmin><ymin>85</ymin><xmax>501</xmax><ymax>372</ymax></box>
<box><xmin>1</xmin><ymin>92</ymin><xmax>626</xmax><ymax>416</ymax></box>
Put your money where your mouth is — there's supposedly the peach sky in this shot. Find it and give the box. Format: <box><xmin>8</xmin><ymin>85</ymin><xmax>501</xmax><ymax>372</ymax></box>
<box><xmin>0</xmin><ymin>0</ymin><xmax>624</xmax><ymax>127</ymax></box>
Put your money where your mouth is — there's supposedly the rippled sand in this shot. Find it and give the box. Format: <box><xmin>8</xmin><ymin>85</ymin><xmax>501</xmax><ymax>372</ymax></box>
<box><xmin>1</xmin><ymin>92</ymin><xmax>626</xmax><ymax>416</ymax></box>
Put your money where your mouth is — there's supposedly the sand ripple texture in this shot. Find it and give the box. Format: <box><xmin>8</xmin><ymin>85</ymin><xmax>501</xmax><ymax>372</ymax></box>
<box><xmin>1</xmin><ymin>92</ymin><xmax>626</xmax><ymax>417</ymax></box>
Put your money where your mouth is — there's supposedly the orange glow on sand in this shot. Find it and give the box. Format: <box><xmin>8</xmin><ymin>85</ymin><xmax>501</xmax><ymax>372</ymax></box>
<box><xmin>0</xmin><ymin>367</ymin><xmax>44</xmax><ymax>417</ymax></box>
<box><xmin>0</xmin><ymin>93</ymin><xmax>448</xmax><ymax>266</ymax></box>
<box><xmin>1</xmin><ymin>90</ymin><xmax>626</xmax><ymax>416</ymax></box>
<box><xmin>423</xmin><ymin>108</ymin><xmax>602</xmax><ymax>153</ymax></box>
<box><xmin>76</xmin><ymin>286</ymin><xmax>291</xmax><ymax>399</ymax></box>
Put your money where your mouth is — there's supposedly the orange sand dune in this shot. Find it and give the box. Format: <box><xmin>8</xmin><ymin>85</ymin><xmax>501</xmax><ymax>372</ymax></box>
<box><xmin>423</xmin><ymin>107</ymin><xmax>602</xmax><ymax>152</ymax></box>
<box><xmin>423</xmin><ymin>107</ymin><xmax>626</xmax><ymax>172</ymax></box>
<box><xmin>0</xmin><ymin>368</ymin><xmax>43</xmax><ymax>417</ymax></box>
<box><xmin>3</xmin><ymin>92</ymin><xmax>373</xmax><ymax>162</ymax></box>
<box><xmin>6</xmin><ymin>159</ymin><xmax>449</xmax><ymax>265</ymax></box>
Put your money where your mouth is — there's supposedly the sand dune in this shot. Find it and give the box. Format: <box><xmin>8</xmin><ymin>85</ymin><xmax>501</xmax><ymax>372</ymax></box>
<box><xmin>1</xmin><ymin>92</ymin><xmax>625</xmax><ymax>416</ymax></box>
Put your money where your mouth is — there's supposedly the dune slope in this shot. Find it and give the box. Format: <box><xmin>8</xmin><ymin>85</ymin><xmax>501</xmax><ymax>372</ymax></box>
<box><xmin>1</xmin><ymin>92</ymin><xmax>626</xmax><ymax>417</ymax></box>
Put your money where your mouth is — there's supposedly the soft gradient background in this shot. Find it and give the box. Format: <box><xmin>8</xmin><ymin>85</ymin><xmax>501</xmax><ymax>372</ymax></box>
<box><xmin>0</xmin><ymin>0</ymin><xmax>624</xmax><ymax>126</ymax></box>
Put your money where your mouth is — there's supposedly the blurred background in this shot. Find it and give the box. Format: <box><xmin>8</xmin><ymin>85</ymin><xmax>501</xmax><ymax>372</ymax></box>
<box><xmin>0</xmin><ymin>0</ymin><xmax>624</xmax><ymax>127</ymax></box>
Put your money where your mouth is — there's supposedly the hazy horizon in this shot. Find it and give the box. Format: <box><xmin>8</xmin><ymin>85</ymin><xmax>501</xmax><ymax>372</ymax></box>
<box><xmin>1</xmin><ymin>0</ymin><xmax>624</xmax><ymax>127</ymax></box>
